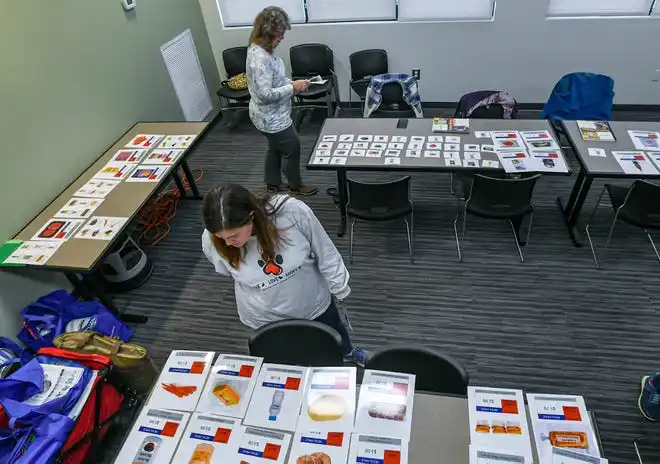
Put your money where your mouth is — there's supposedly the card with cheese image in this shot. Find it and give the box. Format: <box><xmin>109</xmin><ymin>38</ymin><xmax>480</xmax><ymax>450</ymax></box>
<box><xmin>287</xmin><ymin>430</ymin><xmax>351</xmax><ymax>464</ymax></box>
<box><xmin>171</xmin><ymin>413</ymin><xmax>243</xmax><ymax>464</ymax></box>
<box><xmin>196</xmin><ymin>354</ymin><xmax>263</xmax><ymax>418</ymax></box>
<box><xmin>298</xmin><ymin>367</ymin><xmax>357</xmax><ymax>432</ymax></box>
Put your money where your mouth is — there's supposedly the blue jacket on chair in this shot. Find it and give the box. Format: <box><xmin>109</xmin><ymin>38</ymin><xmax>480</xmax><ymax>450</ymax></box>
<box><xmin>541</xmin><ymin>72</ymin><xmax>614</xmax><ymax>121</ymax></box>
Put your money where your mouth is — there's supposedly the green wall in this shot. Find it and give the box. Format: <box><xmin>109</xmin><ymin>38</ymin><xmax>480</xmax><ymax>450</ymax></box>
<box><xmin>0</xmin><ymin>0</ymin><xmax>220</xmax><ymax>338</ymax></box>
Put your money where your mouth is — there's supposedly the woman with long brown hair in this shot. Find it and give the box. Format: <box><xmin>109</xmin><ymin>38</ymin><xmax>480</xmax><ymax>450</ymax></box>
<box><xmin>201</xmin><ymin>184</ymin><xmax>367</xmax><ymax>364</ymax></box>
<box><xmin>246</xmin><ymin>6</ymin><xmax>317</xmax><ymax>196</ymax></box>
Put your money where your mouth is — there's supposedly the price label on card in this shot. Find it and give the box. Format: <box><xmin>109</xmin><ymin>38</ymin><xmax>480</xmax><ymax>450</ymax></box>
<box><xmin>238</xmin><ymin>440</ymin><xmax>281</xmax><ymax>460</ymax></box>
<box><xmin>262</xmin><ymin>374</ymin><xmax>301</xmax><ymax>390</ymax></box>
<box><xmin>475</xmin><ymin>391</ymin><xmax>519</xmax><ymax>414</ymax></box>
<box><xmin>536</xmin><ymin>399</ymin><xmax>582</xmax><ymax>421</ymax></box>
<box><xmin>301</xmin><ymin>431</ymin><xmax>344</xmax><ymax>447</ymax></box>
<box><xmin>217</xmin><ymin>362</ymin><xmax>254</xmax><ymax>378</ymax></box>
<box><xmin>311</xmin><ymin>373</ymin><xmax>350</xmax><ymax>390</ymax></box>
<box><xmin>357</xmin><ymin>448</ymin><xmax>400</xmax><ymax>464</ymax></box>
<box><xmin>139</xmin><ymin>418</ymin><xmax>179</xmax><ymax>437</ymax></box>
<box><xmin>169</xmin><ymin>358</ymin><xmax>205</xmax><ymax>374</ymax></box>
<box><xmin>368</xmin><ymin>375</ymin><xmax>408</xmax><ymax>396</ymax></box>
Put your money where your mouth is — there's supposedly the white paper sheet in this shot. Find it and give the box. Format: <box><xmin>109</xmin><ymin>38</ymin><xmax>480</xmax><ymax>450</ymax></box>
<box><xmin>497</xmin><ymin>151</ymin><xmax>533</xmax><ymax>173</ymax></box>
<box><xmin>521</xmin><ymin>130</ymin><xmax>560</xmax><ymax>150</ymax></box>
<box><xmin>125</xmin><ymin>165</ymin><xmax>170</xmax><ymax>182</ymax></box>
<box><xmin>172</xmin><ymin>414</ymin><xmax>243</xmax><ymax>464</ymax></box>
<box><xmin>317</xmin><ymin>142</ymin><xmax>334</xmax><ymax>150</ymax></box>
<box><xmin>312</xmin><ymin>157</ymin><xmax>330</xmax><ymax>165</ymax></box>
<box><xmin>385</xmin><ymin>149</ymin><xmax>401</xmax><ymax>157</ymax></box>
<box><xmin>32</xmin><ymin>218</ymin><xmax>84</xmax><ymax>241</ymax></box>
<box><xmin>350</xmin><ymin>150</ymin><xmax>366</xmax><ymax>157</ymax></box>
<box><xmin>339</xmin><ymin>134</ymin><xmax>354</xmax><ymax>142</ymax></box>
<box><xmin>330</xmin><ymin>157</ymin><xmax>347</xmax><ymax>165</ymax></box>
<box><xmin>530</xmin><ymin>150</ymin><xmax>569</xmax><ymax>173</ymax></box>
<box><xmin>3</xmin><ymin>241</ymin><xmax>63</xmax><ymax>266</ymax></box>
<box><xmin>297</xmin><ymin>367</ymin><xmax>357</xmax><ymax>433</ymax></box>
<box><xmin>93</xmin><ymin>162</ymin><xmax>135</xmax><ymax>181</ymax></box>
<box><xmin>54</xmin><ymin>198</ymin><xmax>103</xmax><ymax>219</ymax></box>
<box><xmin>75</xmin><ymin>216</ymin><xmax>127</xmax><ymax>240</ymax></box>
<box><xmin>125</xmin><ymin>134</ymin><xmax>164</xmax><ymax>149</ymax></box>
<box><xmin>628</xmin><ymin>130</ymin><xmax>660</xmax><ymax>151</ymax></box>
<box><xmin>612</xmin><ymin>151</ymin><xmax>659</xmax><ymax>175</ymax></box>
<box><xmin>73</xmin><ymin>179</ymin><xmax>120</xmax><ymax>199</ymax></box>
<box><xmin>158</xmin><ymin>134</ymin><xmax>197</xmax><ymax>150</ymax></box>
<box><xmin>323</xmin><ymin>135</ymin><xmax>338</xmax><ymax>142</ymax></box>
<box><xmin>385</xmin><ymin>157</ymin><xmax>401</xmax><ymax>165</ymax></box>
<box><xmin>587</xmin><ymin>148</ymin><xmax>607</xmax><ymax>157</ymax></box>
<box><xmin>348</xmin><ymin>434</ymin><xmax>408</xmax><ymax>464</ymax></box>
<box><xmin>142</xmin><ymin>149</ymin><xmax>184</xmax><ymax>165</ymax></box>
<box><xmin>110</xmin><ymin>149</ymin><xmax>149</xmax><ymax>164</ymax></box>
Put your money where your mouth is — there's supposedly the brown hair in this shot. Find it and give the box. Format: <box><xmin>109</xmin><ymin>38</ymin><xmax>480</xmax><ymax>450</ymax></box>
<box><xmin>249</xmin><ymin>6</ymin><xmax>291</xmax><ymax>53</ymax></box>
<box><xmin>202</xmin><ymin>184</ymin><xmax>287</xmax><ymax>269</ymax></box>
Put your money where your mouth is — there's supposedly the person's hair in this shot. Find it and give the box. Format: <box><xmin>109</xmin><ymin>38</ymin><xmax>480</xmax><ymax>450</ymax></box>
<box><xmin>203</xmin><ymin>184</ymin><xmax>287</xmax><ymax>269</ymax></box>
<box><xmin>249</xmin><ymin>6</ymin><xmax>291</xmax><ymax>53</ymax></box>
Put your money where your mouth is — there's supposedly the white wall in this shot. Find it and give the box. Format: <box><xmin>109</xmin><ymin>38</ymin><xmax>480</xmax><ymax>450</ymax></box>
<box><xmin>199</xmin><ymin>0</ymin><xmax>660</xmax><ymax>104</ymax></box>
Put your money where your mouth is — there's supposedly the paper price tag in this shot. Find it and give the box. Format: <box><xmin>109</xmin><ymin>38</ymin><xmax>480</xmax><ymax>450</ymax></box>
<box><xmin>300</xmin><ymin>431</ymin><xmax>345</xmax><ymax>447</ymax></box>
<box><xmin>474</xmin><ymin>391</ymin><xmax>519</xmax><ymax>414</ymax></box>
<box><xmin>357</xmin><ymin>447</ymin><xmax>401</xmax><ymax>464</ymax></box>
<box><xmin>217</xmin><ymin>362</ymin><xmax>255</xmax><ymax>378</ymax></box>
<box><xmin>169</xmin><ymin>359</ymin><xmax>205</xmax><ymax>374</ymax></box>
<box><xmin>535</xmin><ymin>399</ymin><xmax>581</xmax><ymax>421</ymax></box>
<box><xmin>138</xmin><ymin>417</ymin><xmax>179</xmax><ymax>437</ymax></box>
<box><xmin>367</xmin><ymin>375</ymin><xmax>408</xmax><ymax>396</ymax></box>
<box><xmin>311</xmin><ymin>373</ymin><xmax>350</xmax><ymax>390</ymax></box>
<box><xmin>239</xmin><ymin>439</ymin><xmax>281</xmax><ymax>460</ymax></box>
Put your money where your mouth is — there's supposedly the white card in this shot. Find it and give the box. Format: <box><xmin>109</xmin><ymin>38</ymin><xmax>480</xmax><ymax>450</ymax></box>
<box><xmin>172</xmin><ymin>414</ymin><xmax>243</xmax><ymax>464</ymax></box>
<box><xmin>470</xmin><ymin>446</ymin><xmax>532</xmax><ymax>464</ymax></box>
<box><xmin>497</xmin><ymin>151</ymin><xmax>532</xmax><ymax>173</ymax></box>
<box><xmin>388</xmin><ymin>143</ymin><xmax>405</xmax><ymax>150</ymax></box>
<box><xmin>330</xmin><ymin>157</ymin><xmax>347</xmax><ymax>165</ymax></box>
<box><xmin>475</xmin><ymin>131</ymin><xmax>491</xmax><ymax>139</ymax></box>
<box><xmin>463</xmin><ymin>159</ymin><xmax>479</xmax><ymax>168</ymax></box>
<box><xmin>110</xmin><ymin>149</ymin><xmax>148</xmax><ymax>164</ymax></box>
<box><xmin>317</xmin><ymin>142</ymin><xmax>333</xmax><ymax>150</ymax></box>
<box><xmin>406</xmin><ymin>150</ymin><xmax>421</xmax><ymax>158</ymax></box>
<box><xmin>339</xmin><ymin>134</ymin><xmax>354</xmax><ymax>142</ymax></box>
<box><xmin>445</xmin><ymin>144</ymin><xmax>460</xmax><ymax>151</ymax></box>
<box><xmin>521</xmin><ymin>130</ymin><xmax>560</xmax><ymax>150</ymax></box>
<box><xmin>374</xmin><ymin>135</ymin><xmax>389</xmax><ymax>142</ymax></box>
<box><xmin>426</xmin><ymin>142</ymin><xmax>442</xmax><ymax>150</ymax></box>
<box><xmin>408</xmin><ymin>142</ymin><xmax>423</xmax><ymax>150</ymax></box>
<box><xmin>322</xmin><ymin>135</ymin><xmax>338</xmax><ymax>142</ymax></box>
<box><xmin>353</xmin><ymin>142</ymin><xmax>369</xmax><ymax>149</ymax></box>
<box><xmin>312</xmin><ymin>157</ymin><xmax>330</xmax><ymax>165</ymax></box>
<box><xmin>125</xmin><ymin>165</ymin><xmax>170</xmax><ymax>183</ymax></box>
<box><xmin>125</xmin><ymin>134</ymin><xmax>164</xmax><ymax>149</ymax></box>
<box><xmin>385</xmin><ymin>150</ymin><xmax>401</xmax><ymax>157</ymax></box>
<box><xmin>482</xmin><ymin>145</ymin><xmax>496</xmax><ymax>153</ymax></box>
<box><xmin>142</xmin><ymin>149</ymin><xmax>184</xmax><ymax>165</ymax></box>
<box><xmin>612</xmin><ymin>151</ymin><xmax>659</xmax><ymax>175</ymax></box>
<box><xmin>297</xmin><ymin>367</ymin><xmax>357</xmax><ymax>433</ymax></box>
<box><xmin>428</xmin><ymin>136</ymin><xmax>443</xmax><ymax>143</ymax></box>
<box><xmin>333</xmin><ymin>150</ymin><xmax>349</xmax><ymax>157</ymax></box>
<box><xmin>158</xmin><ymin>134</ymin><xmax>196</xmax><ymax>150</ymax></box>
<box><xmin>465</xmin><ymin>144</ymin><xmax>481</xmax><ymax>151</ymax></box>
<box><xmin>348</xmin><ymin>434</ymin><xmax>408</xmax><ymax>464</ymax></box>
<box><xmin>444</xmin><ymin>152</ymin><xmax>460</xmax><ymax>159</ymax></box>
<box><xmin>493</xmin><ymin>138</ymin><xmax>525</xmax><ymax>151</ymax></box>
<box><xmin>588</xmin><ymin>148</ymin><xmax>607</xmax><ymax>157</ymax></box>
<box><xmin>289</xmin><ymin>430</ymin><xmax>351</xmax><ymax>464</ymax></box>
<box><xmin>3</xmin><ymin>241</ymin><xmax>63</xmax><ymax>266</ymax></box>
<box><xmin>236</xmin><ymin>426</ymin><xmax>291</xmax><ymax>464</ymax></box>
<box><xmin>629</xmin><ymin>130</ymin><xmax>660</xmax><ymax>151</ymax></box>
<box><xmin>531</xmin><ymin>150</ymin><xmax>569</xmax><ymax>173</ymax></box>
<box><xmin>551</xmin><ymin>447</ymin><xmax>608</xmax><ymax>464</ymax></box>
<box><xmin>54</xmin><ymin>198</ymin><xmax>103</xmax><ymax>219</ymax></box>
<box><xmin>385</xmin><ymin>157</ymin><xmax>401</xmax><ymax>165</ymax></box>
<box><xmin>366</xmin><ymin>150</ymin><xmax>382</xmax><ymax>158</ymax></box>
<box><xmin>391</xmin><ymin>136</ymin><xmax>408</xmax><ymax>143</ymax></box>
<box><xmin>357</xmin><ymin>135</ymin><xmax>373</xmax><ymax>142</ymax></box>
<box><xmin>411</xmin><ymin>136</ymin><xmax>426</xmax><ymax>143</ymax></box>
<box><xmin>371</xmin><ymin>143</ymin><xmax>387</xmax><ymax>150</ymax></box>
<box><xmin>424</xmin><ymin>151</ymin><xmax>441</xmax><ymax>158</ymax></box>
<box><xmin>93</xmin><ymin>162</ymin><xmax>135</xmax><ymax>181</ymax></box>
<box><xmin>446</xmin><ymin>136</ymin><xmax>461</xmax><ymax>143</ymax></box>
<box><xmin>32</xmin><ymin>219</ymin><xmax>84</xmax><ymax>241</ymax></box>
<box><xmin>315</xmin><ymin>150</ymin><xmax>331</xmax><ymax>157</ymax></box>
<box><xmin>465</xmin><ymin>152</ymin><xmax>481</xmax><ymax>160</ymax></box>
<box><xmin>75</xmin><ymin>216</ymin><xmax>127</xmax><ymax>241</ymax></box>
<box><xmin>337</xmin><ymin>143</ymin><xmax>352</xmax><ymax>150</ymax></box>
<box><xmin>482</xmin><ymin>160</ymin><xmax>500</xmax><ymax>168</ymax></box>
<box><xmin>350</xmin><ymin>150</ymin><xmax>365</xmax><ymax>157</ymax></box>
<box><xmin>73</xmin><ymin>179</ymin><xmax>120</xmax><ymax>199</ymax></box>
<box><xmin>445</xmin><ymin>158</ymin><xmax>460</xmax><ymax>167</ymax></box>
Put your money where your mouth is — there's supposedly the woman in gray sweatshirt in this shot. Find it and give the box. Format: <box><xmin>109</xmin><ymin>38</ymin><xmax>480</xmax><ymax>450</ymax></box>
<box><xmin>202</xmin><ymin>184</ymin><xmax>367</xmax><ymax>365</ymax></box>
<box><xmin>246</xmin><ymin>7</ymin><xmax>317</xmax><ymax>196</ymax></box>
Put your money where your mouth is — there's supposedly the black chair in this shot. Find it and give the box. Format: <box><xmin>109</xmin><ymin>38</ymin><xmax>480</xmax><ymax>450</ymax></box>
<box><xmin>349</xmin><ymin>49</ymin><xmax>388</xmax><ymax>109</ymax></box>
<box><xmin>365</xmin><ymin>347</ymin><xmax>469</xmax><ymax>396</ymax></box>
<box><xmin>290</xmin><ymin>43</ymin><xmax>340</xmax><ymax>118</ymax></box>
<box><xmin>347</xmin><ymin>177</ymin><xmax>413</xmax><ymax>263</ymax></box>
<box><xmin>585</xmin><ymin>180</ymin><xmax>660</xmax><ymax>269</ymax></box>
<box><xmin>455</xmin><ymin>174</ymin><xmax>540</xmax><ymax>263</ymax></box>
<box><xmin>249</xmin><ymin>319</ymin><xmax>343</xmax><ymax>366</ymax></box>
<box><xmin>216</xmin><ymin>47</ymin><xmax>250</xmax><ymax>128</ymax></box>
<box><xmin>368</xmin><ymin>82</ymin><xmax>415</xmax><ymax>119</ymax></box>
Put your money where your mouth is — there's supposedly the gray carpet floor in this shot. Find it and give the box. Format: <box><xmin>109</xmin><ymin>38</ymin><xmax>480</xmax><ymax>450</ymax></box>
<box><xmin>115</xmin><ymin>108</ymin><xmax>660</xmax><ymax>463</ymax></box>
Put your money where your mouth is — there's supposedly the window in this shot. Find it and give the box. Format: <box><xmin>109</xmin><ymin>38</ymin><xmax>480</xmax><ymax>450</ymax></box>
<box><xmin>306</xmin><ymin>0</ymin><xmax>397</xmax><ymax>23</ymax></box>
<box><xmin>217</xmin><ymin>0</ymin><xmax>306</xmax><ymax>27</ymax></box>
<box><xmin>548</xmin><ymin>0</ymin><xmax>656</xmax><ymax>16</ymax></box>
<box><xmin>398</xmin><ymin>0</ymin><xmax>495</xmax><ymax>21</ymax></box>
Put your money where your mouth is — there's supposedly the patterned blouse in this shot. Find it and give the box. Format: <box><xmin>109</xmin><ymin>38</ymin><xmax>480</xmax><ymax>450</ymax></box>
<box><xmin>246</xmin><ymin>43</ymin><xmax>294</xmax><ymax>134</ymax></box>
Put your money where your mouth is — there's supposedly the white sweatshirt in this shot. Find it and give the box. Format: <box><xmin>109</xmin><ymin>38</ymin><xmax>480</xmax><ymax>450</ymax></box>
<box><xmin>201</xmin><ymin>196</ymin><xmax>351</xmax><ymax>329</ymax></box>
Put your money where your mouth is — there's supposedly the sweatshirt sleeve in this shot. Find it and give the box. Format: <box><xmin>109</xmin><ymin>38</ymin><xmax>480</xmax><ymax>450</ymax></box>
<box><xmin>201</xmin><ymin>230</ymin><xmax>231</xmax><ymax>276</ymax></box>
<box><xmin>247</xmin><ymin>50</ymin><xmax>294</xmax><ymax>104</ymax></box>
<box><xmin>288</xmin><ymin>200</ymin><xmax>351</xmax><ymax>300</ymax></box>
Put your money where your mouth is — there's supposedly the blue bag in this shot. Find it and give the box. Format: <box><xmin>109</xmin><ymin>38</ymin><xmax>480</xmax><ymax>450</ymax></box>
<box><xmin>0</xmin><ymin>338</ymin><xmax>31</xmax><ymax>380</ymax></box>
<box><xmin>4</xmin><ymin>413</ymin><xmax>75</xmax><ymax>464</ymax></box>
<box><xmin>17</xmin><ymin>290</ymin><xmax>133</xmax><ymax>351</ymax></box>
<box><xmin>541</xmin><ymin>72</ymin><xmax>614</xmax><ymax>121</ymax></box>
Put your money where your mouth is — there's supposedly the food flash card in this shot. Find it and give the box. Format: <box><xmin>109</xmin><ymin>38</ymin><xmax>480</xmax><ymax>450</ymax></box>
<box><xmin>3</xmin><ymin>241</ymin><xmax>63</xmax><ymax>266</ymax></box>
<box><xmin>388</xmin><ymin>143</ymin><xmax>404</xmax><ymax>150</ymax></box>
<box><xmin>54</xmin><ymin>198</ymin><xmax>103</xmax><ymax>219</ymax></box>
<box><xmin>465</xmin><ymin>152</ymin><xmax>481</xmax><ymax>160</ymax></box>
<box><xmin>465</xmin><ymin>144</ymin><xmax>481</xmax><ymax>151</ymax></box>
<box><xmin>75</xmin><ymin>216</ymin><xmax>127</xmax><ymax>240</ymax></box>
<box><xmin>146</xmin><ymin>351</ymin><xmax>215</xmax><ymax>412</ymax></box>
<box><xmin>110</xmin><ymin>149</ymin><xmax>148</xmax><ymax>164</ymax></box>
<box><xmin>196</xmin><ymin>354</ymin><xmax>263</xmax><ymax>418</ymax></box>
<box><xmin>426</xmin><ymin>142</ymin><xmax>442</xmax><ymax>150</ymax></box>
<box><xmin>171</xmin><ymin>413</ymin><xmax>243</xmax><ymax>464</ymax></box>
<box><xmin>113</xmin><ymin>408</ymin><xmax>189</xmax><ymax>464</ymax></box>
<box><xmin>333</xmin><ymin>150</ymin><xmax>349</xmax><ymax>157</ymax></box>
<box><xmin>357</xmin><ymin>135</ymin><xmax>373</xmax><ymax>142</ymax></box>
<box><xmin>312</xmin><ymin>157</ymin><xmax>330</xmax><ymax>165</ymax></box>
<box><xmin>126</xmin><ymin>165</ymin><xmax>170</xmax><ymax>182</ymax></box>
<box><xmin>322</xmin><ymin>135</ymin><xmax>338</xmax><ymax>142</ymax></box>
<box><xmin>385</xmin><ymin>150</ymin><xmax>401</xmax><ymax>157</ymax></box>
<box><xmin>330</xmin><ymin>157</ymin><xmax>347</xmax><ymax>165</ymax></box>
<box><xmin>243</xmin><ymin>363</ymin><xmax>309</xmax><ymax>432</ymax></box>
<box><xmin>475</xmin><ymin>131</ymin><xmax>491</xmax><ymax>139</ymax></box>
<box><xmin>445</xmin><ymin>144</ymin><xmax>460</xmax><ymax>151</ymax></box>
<box><xmin>315</xmin><ymin>150</ymin><xmax>331</xmax><ymax>157</ymax></box>
<box><xmin>339</xmin><ymin>134</ymin><xmax>354</xmax><ymax>142</ymax></box>
<box><xmin>337</xmin><ymin>143</ymin><xmax>352</xmax><ymax>150</ymax></box>
<box><xmin>445</xmin><ymin>136</ymin><xmax>461</xmax><ymax>144</ymax></box>
<box><xmin>408</xmin><ymin>142</ymin><xmax>423</xmax><ymax>150</ymax></box>
<box><xmin>125</xmin><ymin>134</ymin><xmax>164</xmax><ymax>149</ymax></box>
<box><xmin>366</xmin><ymin>150</ymin><xmax>382</xmax><ymax>158</ymax></box>
<box><xmin>348</xmin><ymin>434</ymin><xmax>408</xmax><ymax>464</ymax></box>
<box><xmin>158</xmin><ymin>134</ymin><xmax>196</xmax><ymax>150</ymax></box>
<box><xmin>391</xmin><ymin>136</ymin><xmax>407</xmax><ymax>143</ymax></box>
<box><xmin>350</xmin><ymin>150</ymin><xmax>366</xmax><ymax>157</ymax></box>
<box><xmin>354</xmin><ymin>370</ymin><xmax>415</xmax><ymax>439</ymax></box>
<box><xmin>587</xmin><ymin>148</ymin><xmax>606</xmax><ymax>157</ymax></box>
<box><xmin>521</xmin><ymin>131</ymin><xmax>559</xmax><ymax>150</ymax></box>
<box><xmin>446</xmin><ymin>158</ymin><xmax>460</xmax><ymax>167</ymax></box>
<box><xmin>93</xmin><ymin>161</ymin><xmax>135</xmax><ymax>181</ymax></box>
<box><xmin>428</xmin><ymin>136</ymin><xmax>443</xmax><ymax>143</ymax></box>
<box><xmin>482</xmin><ymin>145</ymin><xmax>496</xmax><ymax>153</ymax></box>
<box><xmin>406</xmin><ymin>150</ymin><xmax>421</xmax><ymax>158</ymax></box>
<box><xmin>298</xmin><ymin>367</ymin><xmax>357</xmax><ymax>432</ymax></box>
<box><xmin>232</xmin><ymin>427</ymin><xmax>291</xmax><ymax>464</ymax></box>
<box><xmin>371</xmin><ymin>143</ymin><xmax>387</xmax><ymax>150</ymax></box>
<box><xmin>32</xmin><ymin>219</ymin><xmax>84</xmax><ymax>241</ymax></box>
<box><xmin>424</xmin><ymin>151</ymin><xmax>441</xmax><ymax>158</ymax></box>
<box><xmin>288</xmin><ymin>430</ymin><xmax>350</xmax><ymax>464</ymax></box>
<box><xmin>73</xmin><ymin>179</ymin><xmax>120</xmax><ymax>199</ymax></box>
<box><xmin>444</xmin><ymin>152</ymin><xmax>460</xmax><ymax>159</ymax></box>
<box><xmin>467</xmin><ymin>387</ymin><xmax>533</xmax><ymax>459</ymax></box>
<box><xmin>374</xmin><ymin>135</ymin><xmax>389</xmax><ymax>142</ymax></box>
<box><xmin>464</xmin><ymin>159</ymin><xmax>479</xmax><ymax>168</ymax></box>
<box><xmin>628</xmin><ymin>130</ymin><xmax>660</xmax><ymax>151</ymax></box>
<box><xmin>353</xmin><ymin>142</ymin><xmax>369</xmax><ymax>149</ymax></box>
<box><xmin>317</xmin><ymin>142</ymin><xmax>334</xmax><ymax>150</ymax></box>
<box><xmin>482</xmin><ymin>160</ymin><xmax>500</xmax><ymax>168</ymax></box>
<box><xmin>143</xmin><ymin>149</ymin><xmax>184</xmax><ymax>165</ymax></box>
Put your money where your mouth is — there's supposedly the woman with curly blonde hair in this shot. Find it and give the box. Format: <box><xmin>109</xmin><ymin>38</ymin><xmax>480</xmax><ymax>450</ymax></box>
<box><xmin>246</xmin><ymin>6</ymin><xmax>317</xmax><ymax>196</ymax></box>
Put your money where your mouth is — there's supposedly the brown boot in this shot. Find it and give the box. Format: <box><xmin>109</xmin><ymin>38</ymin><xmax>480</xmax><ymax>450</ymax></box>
<box><xmin>289</xmin><ymin>185</ymin><xmax>318</xmax><ymax>196</ymax></box>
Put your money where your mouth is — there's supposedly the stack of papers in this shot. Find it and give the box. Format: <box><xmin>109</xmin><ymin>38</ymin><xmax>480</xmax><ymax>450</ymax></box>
<box><xmin>432</xmin><ymin>117</ymin><xmax>470</xmax><ymax>133</ymax></box>
<box><xmin>526</xmin><ymin>394</ymin><xmax>601</xmax><ymax>464</ymax></box>
<box><xmin>171</xmin><ymin>413</ymin><xmax>243</xmax><ymax>463</ymax></box>
<box><xmin>146</xmin><ymin>350</ymin><xmax>215</xmax><ymax>412</ymax></box>
<box><xmin>467</xmin><ymin>387</ymin><xmax>533</xmax><ymax>462</ymax></box>
<box><xmin>577</xmin><ymin>121</ymin><xmax>615</xmax><ymax>142</ymax></box>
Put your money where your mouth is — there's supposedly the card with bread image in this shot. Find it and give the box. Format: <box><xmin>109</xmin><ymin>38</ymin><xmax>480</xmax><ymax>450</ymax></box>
<box><xmin>287</xmin><ymin>430</ymin><xmax>351</xmax><ymax>464</ymax></box>
<box><xmin>171</xmin><ymin>413</ymin><xmax>244</xmax><ymax>464</ymax></box>
<box><xmin>348</xmin><ymin>434</ymin><xmax>408</xmax><ymax>464</ymax></box>
<box><xmin>297</xmin><ymin>367</ymin><xmax>356</xmax><ymax>432</ymax></box>
<box><xmin>354</xmin><ymin>370</ymin><xmax>415</xmax><ymax>439</ymax></box>
<box><xmin>196</xmin><ymin>354</ymin><xmax>263</xmax><ymax>418</ymax></box>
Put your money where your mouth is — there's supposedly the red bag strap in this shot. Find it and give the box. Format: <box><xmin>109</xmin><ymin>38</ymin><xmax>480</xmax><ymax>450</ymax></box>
<box><xmin>37</xmin><ymin>347</ymin><xmax>112</xmax><ymax>370</ymax></box>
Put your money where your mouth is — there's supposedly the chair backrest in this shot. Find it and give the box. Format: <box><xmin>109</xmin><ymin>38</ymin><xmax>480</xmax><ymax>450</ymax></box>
<box><xmin>365</xmin><ymin>347</ymin><xmax>469</xmax><ymax>395</ymax></box>
<box><xmin>468</xmin><ymin>174</ymin><xmax>541</xmax><ymax>213</ymax></box>
<box><xmin>248</xmin><ymin>319</ymin><xmax>343</xmax><ymax>366</ymax></box>
<box><xmin>541</xmin><ymin>72</ymin><xmax>614</xmax><ymax>121</ymax></box>
<box><xmin>621</xmin><ymin>180</ymin><xmax>660</xmax><ymax>226</ymax></box>
<box><xmin>454</xmin><ymin>90</ymin><xmax>518</xmax><ymax>119</ymax></box>
<box><xmin>349</xmin><ymin>49</ymin><xmax>388</xmax><ymax>81</ymax></box>
<box><xmin>290</xmin><ymin>43</ymin><xmax>335</xmax><ymax>79</ymax></box>
<box><xmin>223</xmin><ymin>46</ymin><xmax>248</xmax><ymax>78</ymax></box>
<box><xmin>347</xmin><ymin>176</ymin><xmax>411</xmax><ymax>214</ymax></box>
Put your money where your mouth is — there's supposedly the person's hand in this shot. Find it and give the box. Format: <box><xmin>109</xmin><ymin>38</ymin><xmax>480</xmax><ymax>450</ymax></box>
<box><xmin>292</xmin><ymin>80</ymin><xmax>309</xmax><ymax>93</ymax></box>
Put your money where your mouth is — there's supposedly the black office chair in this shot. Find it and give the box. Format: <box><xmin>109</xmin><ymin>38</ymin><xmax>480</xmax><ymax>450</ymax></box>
<box><xmin>248</xmin><ymin>319</ymin><xmax>343</xmax><ymax>366</ymax></box>
<box><xmin>347</xmin><ymin>177</ymin><xmax>413</xmax><ymax>263</ymax></box>
<box><xmin>367</xmin><ymin>82</ymin><xmax>415</xmax><ymax>119</ymax></box>
<box><xmin>585</xmin><ymin>180</ymin><xmax>660</xmax><ymax>269</ymax></box>
<box><xmin>216</xmin><ymin>46</ymin><xmax>250</xmax><ymax>128</ymax></box>
<box><xmin>349</xmin><ymin>49</ymin><xmax>388</xmax><ymax>110</ymax></box>
<box><xmin>290</xmin><ymin>43</ymin><xmax>340</xmax><ymax>119</ymax></box>
<box><xmin>365</xmin><ymin>347</ymin><xmax>469</xmax><ymax>396</ymax></box>
<box><xmin>455</xmin><ymin>174</ymin><xmax>540</xmax><ymax>263</ymax></box>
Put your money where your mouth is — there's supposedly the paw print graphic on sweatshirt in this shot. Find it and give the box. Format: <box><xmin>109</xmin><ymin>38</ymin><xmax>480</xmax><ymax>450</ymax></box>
<box><xmin>258</xmin><ymin>254</ymin><xmax>284</xmax><ymax>276</ymax></box>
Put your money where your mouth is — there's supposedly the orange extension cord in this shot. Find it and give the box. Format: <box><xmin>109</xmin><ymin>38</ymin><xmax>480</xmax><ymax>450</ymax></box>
<box><xmin>137</xmin><ymin>167</ymin><xmax>204</xmax><ymax>246</ymax></box>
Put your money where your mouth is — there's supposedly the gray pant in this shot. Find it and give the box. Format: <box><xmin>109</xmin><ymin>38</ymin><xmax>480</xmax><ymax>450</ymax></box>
<box><xmin>263</xmin><ymin>124</ymin><xmax>302</xmax><ymax>190</ymax></box>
